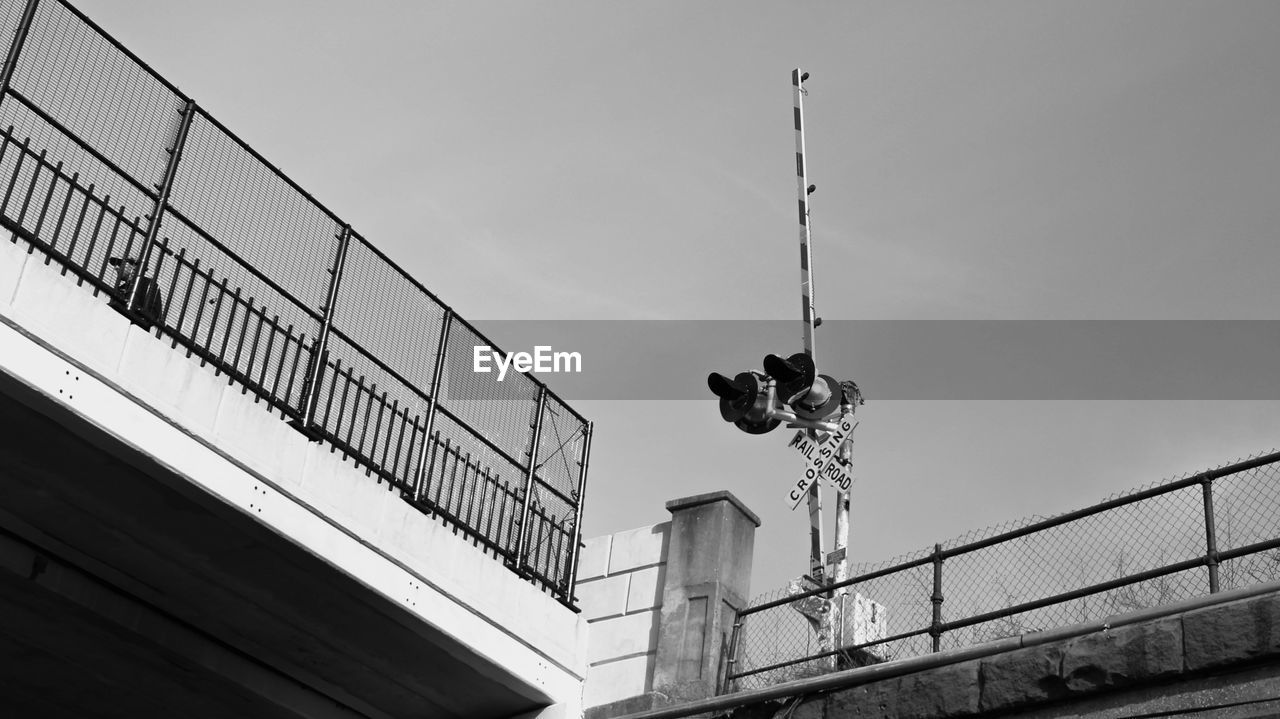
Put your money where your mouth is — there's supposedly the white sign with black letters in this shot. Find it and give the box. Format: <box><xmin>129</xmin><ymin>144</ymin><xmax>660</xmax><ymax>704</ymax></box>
<box><xmin>784</xmin><ymin>415</ymin><xmax>855</xmax><ymax>509</ymax></box>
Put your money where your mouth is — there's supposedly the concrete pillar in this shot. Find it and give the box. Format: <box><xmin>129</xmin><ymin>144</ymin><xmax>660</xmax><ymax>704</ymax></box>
<box><xmin>651</xmin><ymin>491</ymin><xmax>760</xmax><ymax>702</ymax></box>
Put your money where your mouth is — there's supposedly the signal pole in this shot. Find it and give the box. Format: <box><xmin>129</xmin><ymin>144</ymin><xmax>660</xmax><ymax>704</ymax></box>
<box><xmin>794</xmin><ymin>68</ymin><xmax>853</xmax><ymax>591</ymax></box>
<box><xmin>793</xmin><ymin>68</ymin><xmax>818</xmax><ymax>364</ymax></box>
<box><xmin>707</xmin><ymin>68</ymin><xmax>863</xmax><ymax>665</ymax></box>
<box><xmin>793</xmin><ymin>68</ymin><xmax>830</xmax><ymax>585</ymax></box>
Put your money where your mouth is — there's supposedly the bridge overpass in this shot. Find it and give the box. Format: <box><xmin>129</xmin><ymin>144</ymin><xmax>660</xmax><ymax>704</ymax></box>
<box><xmin>0</xmin><ymin>1</ymin><xmax>594</xmax><ymax>714</ymax></box>
<box><xmin>0</xmin><ymin>225</ymin><xmax>587</xmax><ymax>717</ymax></box>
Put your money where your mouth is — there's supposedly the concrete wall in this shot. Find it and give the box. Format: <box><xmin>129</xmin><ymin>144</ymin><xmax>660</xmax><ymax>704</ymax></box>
<box><xmin>577</xmin><ymin>522</ymin><xmax>671</xmax><ymax>708</ymax></box>
<box><xmin>0</xmin><ymin>234</ymin><xmax>587</xmax><ymax>716</ymax></box>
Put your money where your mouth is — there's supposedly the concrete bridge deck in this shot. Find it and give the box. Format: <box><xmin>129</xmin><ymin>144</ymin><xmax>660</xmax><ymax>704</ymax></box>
<box><xmin>0</xmin><ymin>234</ymin><xmax>586</xmax><ymax>717</ymax></box>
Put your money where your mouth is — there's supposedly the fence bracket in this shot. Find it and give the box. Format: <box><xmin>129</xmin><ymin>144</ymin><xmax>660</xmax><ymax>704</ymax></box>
<box><xmin>121</xmin><ymin>99</ymin><xmax>195</xmax><ymax>330</ymax></box>
<box><xmin>291</xmin><ymin>224</ymin><xmax>351</xmax><ymax>440</ymax></box>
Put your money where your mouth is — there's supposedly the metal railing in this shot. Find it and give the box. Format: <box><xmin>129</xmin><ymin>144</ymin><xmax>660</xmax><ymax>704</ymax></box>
<box><xmin>0</xmin><ymin>0</ymin><xmax>592</xmax><ymax>607</ymax></box>
<box><xmin>724</xmin><ymin>450</ymin><xmax>1280</xmax><ymax>691</ymax></box>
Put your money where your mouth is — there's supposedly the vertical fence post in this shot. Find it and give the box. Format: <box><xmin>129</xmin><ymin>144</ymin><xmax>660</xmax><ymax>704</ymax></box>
<box><xmin>127</xmin><ymin>98</ymin><xmax>195</xmax><ymax>321</ymax></box>
<box><xmin>930</xmin><ymin>543</ymin><xmax>944</xmax><ymax>653</ymax></box>
<box><xmin>721</xmin><ymin>612</ymin><xmax>743</xmax><ymax>695</ymax></box>
<box><xmin>412</xmin><ymin>308</ymin><xmax>453</xmax><ymax>501</ymax></box>
<box><xmin>514</xmin><ymin>386</ymin><xmax>548</xmax><ymax>572</ymax></box>
<box><xmin>0</xmin><ymin>0</ymin><xmax>39</xmax><ymax>107</ymax></box>
<box><xmin>1202</xmin><ymin>477</ymin><xmax>1220</xmax><ymax>593</ymax></box>
<box><xmin>294</xmin><ymin>224</ymin><xmax>351</xmax><ymax>435</ymax></box>
<box><xmin>565</xmin><ymin>420</ymin><xmax>594</xmax><ymax>602</ymax></box>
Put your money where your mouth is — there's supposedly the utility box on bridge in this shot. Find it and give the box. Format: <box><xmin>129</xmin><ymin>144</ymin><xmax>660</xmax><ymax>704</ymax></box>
<box><xmin>839</xmin><ymin>592</ymin><xmax>888</xmax><ymax>649</ymax></box>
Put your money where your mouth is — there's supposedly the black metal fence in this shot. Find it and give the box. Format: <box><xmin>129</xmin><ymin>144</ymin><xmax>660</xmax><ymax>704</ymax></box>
<box><xmin>724</xmin><ymin>450</ymin><xmax>1280</xmax><ymax>691</ymax></box>
<box><xmin>0</xmin><ymin>0</ymin><xmax>592</xmax><ymax>607</ymax></box>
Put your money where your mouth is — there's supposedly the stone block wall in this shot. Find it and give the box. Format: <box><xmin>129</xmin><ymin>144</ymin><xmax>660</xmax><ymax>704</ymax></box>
<box><xmin>578</xmin><ymin>491</ymin><xmax>760</xmax><ymax>717</ymax></box>
<box><xmin>733</xmin><ymin>586</ymin><xmax>1280</xmax><ymax>719</ymax></box>
<box><xmin>577</xmin><ymin>522</ymin><xmax>671</xmax><ymax>708</ymax></box>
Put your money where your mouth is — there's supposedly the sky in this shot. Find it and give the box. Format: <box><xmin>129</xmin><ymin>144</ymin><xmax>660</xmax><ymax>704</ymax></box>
<box><xmin>75</xmin><ymin>0</ymin><xmax>1280</xmax><ymax>597</ymax></box>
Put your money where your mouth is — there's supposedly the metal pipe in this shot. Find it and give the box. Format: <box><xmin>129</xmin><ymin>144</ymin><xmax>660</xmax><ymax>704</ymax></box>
<box><xmin>729</xmin><ymin>626</ymin><xmax>933</xmax><ymax>684</ymax></box>
<box><xmin>297</xmin><ymin>224</ymin><xmax>351</xmax><ymax>431</ymax></box>
<box><xmin>1203</xmin><ymin>478</ymin><xmax>1220</xmax><ymax>593</ymax></box>
<box><xmin>930</xmin><ymin>542</ymin><xmax>944</xmax><ymax>652</ymax></box>
<box><xmin>0</xmin><ymin>0</ymin><xmax>39</xmax><ymax>106</ymax></box>
<box><xmin>1218</xmin><ymin>536</ymin><xmax>1280</xmax><ymax>563</ymax></box>
<box><xmin>722</xmin><ymin>616</ymin><xmax>743</xmax><ymax>695</ymax></box>
<box><xmin>565</xmin><ymin>420</ymin><xmax>594</xmax><ymax>604</ymax></box>
<box><xmin>939</xmin><ymin>554</ymin><xmax>1211</xmax><ymax>635</ymax></box>
<box><xmin>742</xmin><ymin>553</ymin><xmax>935</xmax><ymax>618</ymax></box>
<box><xmin>514</xmin><ymin>388</ymin><xmax>549</xmax><ymax>569</ymax></box>
<box><xmin>942</xmin><ymin>451</ymin><xmax>1280</xmax><ymax>559</ymax></box>
<box><xmin>807</xmin><ymin>462</ymin><xmax>825</xmax><ymax>582</ymax></box>
<box><xmin>413</xmin><ymin>309</ymin><xmax>453</xmax><ymax>501</ymax></box>
<box><xmin>764</xmin><ymin>404</ymin><xmax>840</xmax><ymax>433</ymax></box>
<box><xmin>612</xmin><ymin>579</ymin><xmax>1280</xmax><ymax>719</ymax></box>
<box><xmin>832</xmin><ymin>493</ymin><xmax>850</xmax><ymax>586</ymax></box>
<box><xmin>128</xmin><ymin>99</ymin><xmax>195</xmax><ymax>316</ymax></box>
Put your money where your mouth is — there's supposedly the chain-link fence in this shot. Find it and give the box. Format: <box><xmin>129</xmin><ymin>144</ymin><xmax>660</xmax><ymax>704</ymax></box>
<box><xmin>0</xmin><ymin>0</ymin><xmax>592</xmax><ymax>607</ymax></box>
<box><xmin>725</xmin><ymin>450</ymin><xmax>1280</xmax><ymax>692</ymax></box>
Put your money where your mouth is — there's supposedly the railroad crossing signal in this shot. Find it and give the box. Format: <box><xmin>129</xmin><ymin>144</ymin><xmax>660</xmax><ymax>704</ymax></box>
<box><xmin>784</xmin><ymin>414</ymin><xmax>856</xmax><ymax>509</ymax></box>
<box><xmin>764</xmin><ymin>352</ymin><xmax>841</xmax><ymax>420</ymax></box>
<box><xmin>707</xmin><ymin>370</ymin><xmax>781</xmax><ymax>435</ymax></box>
<box><xmin>706</xmin><ymin>353</ymin><xmax>849</xmax><ymax>436</ymax></box>
<box><xmin>706</xmin><ymin>68</ymin><xmax>866</xmax><ymax>597</ymax></box>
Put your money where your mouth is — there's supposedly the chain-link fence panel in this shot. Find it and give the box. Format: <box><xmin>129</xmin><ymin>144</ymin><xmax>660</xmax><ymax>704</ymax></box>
<box><xmin>314</xmin><ymin>331</ymin><xmax>432</xmax><ymax>478</ymax></box>
<box><xmin>533</xmin><ymin>391</ymin><xmax>587</xmax><ymax>506</ymax></box>
<box><xmin>0</xmin><ymin>128</ymin><xmax>147</xmax><ymax>291</ymax></box>
<box><xmin>523</xmin><ymin>478</ymin><xmax>575</xmax><ymax>589</ymax></box>
<box><xmin>730</xmin><ymin>558</ymin><xmax>935</xmax><ymax>692</ymax></box>
<box><xmin>0</xmin><ymin>98</ymin><xmax>155</xmax><ymax>257</ymax></box>
<box><xmin>437</xmin><ymin>318</ymin><xmax>541</xmax><ymax>468</ymax></box>
<box><xmin>313</xmin><ymin>354</ymin><xmax>425</xmax><ymax>491</ymax></box>
<box><xmin>0</xmin><ymin>133</ymin><xmax>74</xmax><ymax>240</ymax></box>
<box><xmin>728</xmin><ymin>452</ymin><xmax>1280</xmax><ymax>693</ymax></box>
<box><xmin>421</xmin><ymin>428</ymin><xmax>524</xmax><ymax>560</ymax></box>
<box><xmin>0</xmin><ymin>0</ymin><xmax>24</xmax><ymax>49</ymax></box>
<box><xmin>148</xmin><ymin>234</ymin><xmax>312</xmax><ymax>415</ymax></box>
<box><xmin>941</xmin><ymin>482</ymin><xmax>1206</xmax><ymax>644</ymax></box>
<box><xmin>946</xmin><ymin>565</ymin><xmax>1210</xmax><ymax>651</ymax></box>
<box><xmin>731</xmin><ymin>587</ymin><xmax>834</xmax><ymax>692</ymax></box>
<box><xmin>10</xmin><ymin>0</ymin><xmax>181</xmax><ymax>191</ymax></box>
<box><xmin>154</xmin><ymin>209</ymin><xmax>320</xmax><ymax>409</ymax></box>
<box><xmin>330</xmin><ymin>233</ymin><xmax>448</xmax><ymax>395</ymax></box>
<box><xmin>842</xmin><ymin>559</ymin><xmax>935</xmax><ymax>662</ymax></box>
<box><xmin>1219</xmin><ymin>553</ymin><xmax>1280</xmax><ymax>593</ymax></box>
<box><xmin>315</xmin><ymin>232</ymin><xmax>447</xmax><ymax>468</ymax></box>
<box><xmin>168</xmin><ymin>110</ymin><xmax>339</xmax><ymax>314</ymax></box>
<box><xmin>420</xmin><ymin>410</ymin><xmax>529</xmax><ymax>556</ymax></box>
<box><xmin>1213</xmin><ymin>451</ymin><xmax>1280</xmax><ymax>556</ymax></box>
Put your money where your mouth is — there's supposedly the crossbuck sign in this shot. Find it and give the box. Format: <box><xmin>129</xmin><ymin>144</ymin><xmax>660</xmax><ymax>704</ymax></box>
<box><xmin>785</xmin><ymin>415</ymin><xmax>855</xmax><ymax>509</ymax></box>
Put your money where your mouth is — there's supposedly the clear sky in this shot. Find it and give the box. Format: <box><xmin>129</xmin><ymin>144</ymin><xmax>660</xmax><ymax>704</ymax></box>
<box><xmin>77</xmin><ymin>0</ymin><xmax>1280</xmax><ymax>597</ymax></box>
